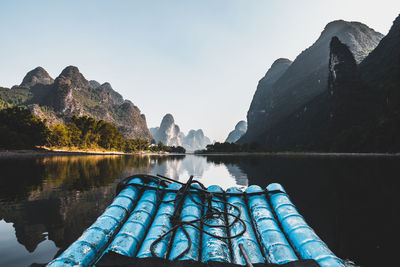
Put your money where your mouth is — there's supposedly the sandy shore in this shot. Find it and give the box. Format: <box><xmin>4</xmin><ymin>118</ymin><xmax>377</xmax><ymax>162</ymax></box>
<box><xmin>1</xmin><ymin>149</ymin><xmax>398</xmax><ymax>159</ymax></box>
<box><xmin>0</xmin><ymin>148</ymin><xmax>185</xmax><ymax>158</ymax></box>
<box><xmin>0</xmin><ymin>149</ymin><xmax>131</xmax><ymax>158</ymax></box>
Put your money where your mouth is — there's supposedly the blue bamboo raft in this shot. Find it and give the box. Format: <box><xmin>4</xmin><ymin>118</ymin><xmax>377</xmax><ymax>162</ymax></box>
<box><xmin>48</xmin><ymin>175</ymin><xmax>344</xmax><ymax>267</ymax></box>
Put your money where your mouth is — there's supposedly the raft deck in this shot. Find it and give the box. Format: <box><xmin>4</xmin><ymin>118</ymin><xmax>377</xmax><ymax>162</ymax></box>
<box><xmin>48</xmin><ymin>174</ymin><xmax>344</xmax><ymax>267</ymax></box>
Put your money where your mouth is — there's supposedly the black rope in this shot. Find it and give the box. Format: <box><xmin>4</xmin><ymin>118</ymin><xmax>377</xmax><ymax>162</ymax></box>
<box><xmin>114</xmin><ymin>175</ymin><xmax>287</xmax><ymax>262</ymax></box>
<box><xmin>147</xmin><ymin>175</ymin><xmax>247</xmax><ymax>261</ymax></box>
<box><xmin>223</xmin><ymin>190</ymin><xmax>235</xmax><ymax>264</ymax></box>
<box><xmin>117</xmin><ymin>177</ymin><xmax>285</xmax><ymax>197</ymax></box>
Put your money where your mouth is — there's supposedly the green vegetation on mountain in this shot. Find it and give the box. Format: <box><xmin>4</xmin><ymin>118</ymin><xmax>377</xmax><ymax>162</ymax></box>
<box><xmin>47</xmin><ymin>115</ymin><xmax>125</xmax><ymax>151</ymax></box>
<box><xmin>0</xmin><ymin>66</ymin><xmax>152</xmax><ymax>140</ymax></box>
<box><xmin>0</xmin><ymin>87</ymin><xmax>31</xmax><ymax>106</ymax></box>
<box><xmin>0</xmin><ymin>107</ymin><xmax>184</xmax><ymax>153</ymax></box>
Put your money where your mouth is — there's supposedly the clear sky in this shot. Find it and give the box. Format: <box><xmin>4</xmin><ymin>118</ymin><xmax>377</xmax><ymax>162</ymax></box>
<box><xmin>1</xmin><ymin>1</ymin><xmax>399</xmax><ymax>141</ymax></box>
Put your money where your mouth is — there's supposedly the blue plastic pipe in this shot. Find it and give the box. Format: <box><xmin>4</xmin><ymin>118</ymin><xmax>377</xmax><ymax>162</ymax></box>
<box><xmin>267</xmin><ymin>183</ymin><xmax>345</xmax><ymax>267</ymax></box>
<box><xmin>246</xmin><ymin>185</ymin><xmax>298</xmax><ymax>264</ymax></box>
<box><xmin>136</xmin><ymin>183</ymin><xmax>182</xmax><ymax>258</ymax></box>
<box><xmin>168</xmin><ymin>183</ymin><xmax>203</xmax><ymax>261</ymax></box>
<box><xmin>201</xmin><ymin>185</ymin><xmax>231</xmax><ymax>263</ymax></box>
<box><xmin>47</xmin><ymin>178</ymin><xmax>143</xmax><ymax>267</ymax></box>
<box><xmin>226</xmin><ymin>187</ymin><xmax>265</xmax><ymax>265</ymax></box>
<box><xmin>106</xmin><ymin>181</ymin><xmax>161</xmax><ymax>257</ymax></box>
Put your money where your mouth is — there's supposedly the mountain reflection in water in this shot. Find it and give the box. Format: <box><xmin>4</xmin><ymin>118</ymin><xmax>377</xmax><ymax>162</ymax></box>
<box><xmin>0</xmin><ymin>154</ymin><xmax>398</xmax><ymax>267</ymax></box>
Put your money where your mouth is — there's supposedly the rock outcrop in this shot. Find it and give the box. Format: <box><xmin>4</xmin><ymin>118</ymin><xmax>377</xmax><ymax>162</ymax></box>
<box><xmin>19</xmin><ymin>67</ymin><xmax>54</xmax><ymax>89</ymax></box>
<box><xmin>237</xmin><ymin>14</ymin><xmax>400</xmax><ymax>152</ymax></box>
<box><xmin>183</xmin><ymin>129</ymin><xmax>211</xmax><ymax>152</ymax></box>
<box><xmin>241</xmin><ymin>20</ymin><xmax>383</xmax><ymax>144</ymax></box>
<box><xmin>245</xmin><ymin>59</ymin><xmax>291</xmax><ymax>140</ymax></box>
<box><xmin>225</xmin><ymin>120</ymin><xmax>247</xmax><ymax>143</ymax></box>
<box><xmin>359</xmin><ymin>14</ymin><xmax>400</xmax><ymax>110</ymax></box>
<box><xmin>239</xmin><ymin>36</ymin><xmax>371</xmax><ymax>151</ymax></box>
<box><xmin>1</xmin><ymin>66</ymin><xmax>152</xmax><ymax>139</ymax></box>
<box><xmin>151</xmin><ymin>114</ymin><xmax>211</xmax><ymax>151</ymax></box>
<box><xmin>150</xmin><ymin>114</ymin><xmax>182</xmax><ymax>146</ymax></box>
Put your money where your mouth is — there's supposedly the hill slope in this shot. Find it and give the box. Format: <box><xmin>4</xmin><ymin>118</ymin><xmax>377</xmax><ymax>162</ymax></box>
<box><xmin>241</xmin><ymin>20</ymin><xmax>383</xmax><ymax>143</ymax></box>
<box><xmin>240</xmin><ymin>14</ymin><xmax>400</xmax><ymax>152</ymax></box>
<box><xmin>0</xmin><ymin>66</ymin><xmax>152</xmax><ymax>139</ymax></box>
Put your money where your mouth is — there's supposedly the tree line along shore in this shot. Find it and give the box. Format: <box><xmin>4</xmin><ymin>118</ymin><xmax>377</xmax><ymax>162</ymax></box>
<box><xmin>0</xmin><ymin>107</ymin><xmax>185</xmax><ymax>154</ymax></box>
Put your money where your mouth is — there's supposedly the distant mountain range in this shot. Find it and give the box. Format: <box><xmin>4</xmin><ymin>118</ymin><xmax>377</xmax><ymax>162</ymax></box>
<box><xmin>0</xmin><ymin>66</ymin><xmax>152</xmax><ymax>139</ymax></box>
<box><xmin>239</xmin><ymin>14</ymin><xmax>400</xmax><ymax>152</ymax></box>
<box><xmin>150</xmin><ymin>114</ymin><xmax>211</xmax><ymax>152</ymax></box>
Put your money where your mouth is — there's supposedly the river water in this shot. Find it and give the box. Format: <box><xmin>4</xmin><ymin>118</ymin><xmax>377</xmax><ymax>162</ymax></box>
<box><xmin>0</xmin><ymin>154</ymin><xmax>398</xmax><ymax>266</ymax></box>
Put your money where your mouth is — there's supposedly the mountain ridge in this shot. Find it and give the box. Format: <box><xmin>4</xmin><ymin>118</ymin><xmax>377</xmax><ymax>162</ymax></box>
<box><xmin>0</xmin><ymin>66</ymin><xmax>152</xmax><ymax>140</ymax></box>
<box><xmin>241</xmin><ymin>19</ymin><xmax>384</xmax><ymax>144</ymax></box>
<box><xmin>239</xmin><ymin>13</ymin><xmax>400</xmax><ymax>152</ymax></box>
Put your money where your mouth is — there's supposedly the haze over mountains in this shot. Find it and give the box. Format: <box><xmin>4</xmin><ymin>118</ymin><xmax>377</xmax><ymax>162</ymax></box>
<box><xmin>150</xmin><ymin>114</ymin><xmax>211</xmax><ymax>152</ymax></box>
<box><xmin>239</xmin><ymin>14</ymin><xmax>400</xmax><ymax>152</ymax></box>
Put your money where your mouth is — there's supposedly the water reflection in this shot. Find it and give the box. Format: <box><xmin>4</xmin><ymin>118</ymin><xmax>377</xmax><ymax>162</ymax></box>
<box><xmin>150</xmin><ymin>155</ymin><xmax>244</xmax><ymax>188</ymax></box>
<box><xmin>0</xmin><ymin>154</ymin><xmax>242</xmax><ymax>266</ymax></box>
<box><xmin>0</xmin><ymin>154</ymin><xmax>398</xmax><ymax>266</ymax></box>
<box><xmin>0</xmin><ymin>220</ymin><xmax>58</xmax><ymax>267</ymax></box>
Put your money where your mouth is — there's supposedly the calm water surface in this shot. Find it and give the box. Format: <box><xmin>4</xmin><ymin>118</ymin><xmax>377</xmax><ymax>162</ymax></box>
<box><xmin>0</xmin><ymin>154</ymin><xmax>398</xmax><ymax>266</ymax></box>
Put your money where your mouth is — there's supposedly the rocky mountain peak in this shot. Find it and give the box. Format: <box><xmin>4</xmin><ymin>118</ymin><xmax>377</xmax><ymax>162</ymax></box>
<box><xmin>261</xmin><ymin>58</ymin><xmax>292</xmax><ymax>84</ymax></box>
<box><xmin>226</xmin><ymin>120</ymin><xmax>247</xmax><ymax>143</ymax></box>
<box><xmin>151</xmin><ymin>114</ymin><xmax>211</xmax><ymax>151</ymax></box>
<box><xmin>100</xmin><ymin>82</ymin><xmax>113</xmax><ymax>91</ymax></box>
<box><xmin>235</xmin><ymin>120</ymin><xmax>247</xmax><ymax>132</ymax></box>
<box><xmin>151</xmin><ymin>114</ymin><xmax>181</xmax><ymax>146</ymax></box>
<box><xmin>89</xmin><ymin>80</ymin><xmax>101</xmax><ymax>88</ymax></box>
<box><xmin>241</xmin><ymin>18</ymin><xmax>383</xmax><ymax>144</ymax></box>
<box><xmin>272</xmin><ymin>58</ymin><xmax>292</xmax><ymax>66</ymax></box>
<box><xmin>160</xmin><ymin>113</ymin><xmax>175</xmax><ymax>127</ymax></box>
<box><xmin>183</xmin><ymin>129</ymin><xmax>211</xmax><ymax>152</ymax></box>
<box><xmin>393</xmin><ymin>13</ymin><xmax>400</xmax><ymax>29</ymax></box>
<box><xmin>20</xmin><ymin>66</ymin><xmax>54</xmax><ymax>88</ymax></box>
<box><xmin>96</xmin><ymin>82</ymin><xmax>124</xmax><ymax>105</ymax></box>
<box><xmin>2</xmin><ymin>65</ymin><xmax>153</xmax><ymax>140</ymax></box>
<box><xmin>57</xmin><ymin>66</ymin><xmax>90</xmax><ymax>89</ymax></box>
<box><xmin>322</xmin><ymin>20</ymin><xmax>369</xmax><ymax>37</ymax></box>
<box><xmin>322</xmin><ymin>20</ymin><xmax>348</xmax><ymax>33</ymax></box>
<box><xmin>328</xmin><ymin>37</ymin><xmax>358</xmax><ymax>90</ymax></box>
<box><xmin>187</xmin><ymin>129</ymin><xmax>204</xmax><ymax>138</ymax></box>
<box><xmin>318</xmin><ymin>20</ymin><xmax>384</xmax><ymax>63</ymax></box>
<box><xmin>59</xmin><ymin>66</ymin><xmax>80</xmax><ymax>77</ymax></box>
<box><xmin>243</xmin><ymin>57</ymin><xmax>292</xmax><ymax>142</ymax></box>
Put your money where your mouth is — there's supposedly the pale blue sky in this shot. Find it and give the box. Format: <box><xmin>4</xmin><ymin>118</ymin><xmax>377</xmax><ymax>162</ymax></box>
<box><xmin>1</xmin><ymin>1</ymin><xmax>399</xmax><ymax>141</ymax></box>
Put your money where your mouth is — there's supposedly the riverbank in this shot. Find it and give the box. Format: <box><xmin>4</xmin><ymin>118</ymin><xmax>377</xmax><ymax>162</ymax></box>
<box><xmin>0</xmin><ymin>149</ymin><xmax>128</xmax><ymax>158</ymax></box>
<box><xmin>0</xmin><ymin>148</ymin><xmax>179</xmax><ymax>158</ymax></box>
<box><xmin>196</xmin><ymin>151</ymin><xmax>400</xmax><ymax>157</ymax></box>
<box><xmin>2</xmin><ymin>149</ymin><xmax>399</xmax><ymax>159</ymax></box>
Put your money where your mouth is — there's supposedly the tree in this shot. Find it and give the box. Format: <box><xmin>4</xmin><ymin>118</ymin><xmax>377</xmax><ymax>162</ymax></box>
<box><xmin>0</xmin><ymin>107</ymin><xmax>49</xmax><ymax>149</ymax></box>
<box><xmin>48</xmin><ymin>124</ymin><xmax>70</xmax><ymax>147</ymax></box>
<box><xmin>97</xmin><ymin>120</ymin><xmax>124</xmax><ymax>151</ymax></box>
